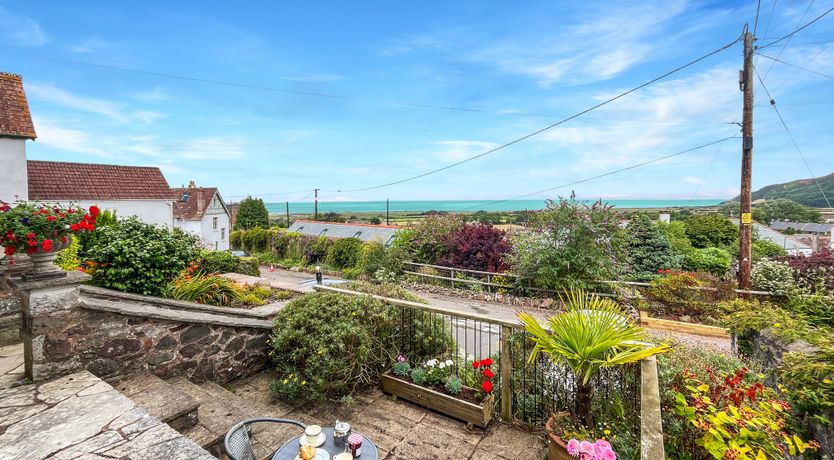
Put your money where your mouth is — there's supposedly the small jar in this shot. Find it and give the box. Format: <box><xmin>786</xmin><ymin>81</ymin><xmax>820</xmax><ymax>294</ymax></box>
<box><xmin>334</xmin><ymin>420</ymin><xmax>351</xmax><ymax>447</ymax></box>
<box><xmin>347</xmin><ymin>433</ymin><xmax>363</xmax><ymax>457</ymax></box>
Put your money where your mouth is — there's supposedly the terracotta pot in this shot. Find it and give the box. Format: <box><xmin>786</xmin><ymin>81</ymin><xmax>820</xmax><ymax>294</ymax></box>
<box><xmin>21</xmin><ymin>237</ymin><xmax>71</xmax><ymax>281</ymax></box>
<box><xmin>546</xmin><ymin>414</ymin><xmax>574</xmax><ymax>460</ymax></box>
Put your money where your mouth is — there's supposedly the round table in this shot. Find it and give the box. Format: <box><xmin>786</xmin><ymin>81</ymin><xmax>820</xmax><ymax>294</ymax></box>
<box><xmin>272</xmin><ymin>427</ymin><xmax>379</xmax><ymax>460</ymax></box>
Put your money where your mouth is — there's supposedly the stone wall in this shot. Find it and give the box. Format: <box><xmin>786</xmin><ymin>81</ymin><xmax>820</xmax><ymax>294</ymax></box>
<box><xmin>11</xmin><ymin>272</ymin><xmax>273</xmax><ymax>384</ymax></box>
<box><xmin>0</xmin><ymin>287</ymin><xmax>21</xmax><ymax>346</ymax></box>
<box><xmin>44</xmin><ymin>308</ymin><xmax>270</xmax><ymax>383</ymax></box>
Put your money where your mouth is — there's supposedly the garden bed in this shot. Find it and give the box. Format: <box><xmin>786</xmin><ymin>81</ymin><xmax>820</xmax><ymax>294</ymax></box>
<box><xmin>380</xmin><ymin>372</ymin><xmax>494</xmax><ymax>427</ymax></box>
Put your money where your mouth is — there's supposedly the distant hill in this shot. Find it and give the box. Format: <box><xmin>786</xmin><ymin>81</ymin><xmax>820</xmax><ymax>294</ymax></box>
<box><xmin>729</xmin><ymin>172</ymin><xmax>834</xmax><ymax>208</ymax></box>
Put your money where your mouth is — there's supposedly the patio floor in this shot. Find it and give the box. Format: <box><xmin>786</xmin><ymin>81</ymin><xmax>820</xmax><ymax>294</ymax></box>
<box><xmin>0</xmin><ymin>342</ymin><xmax>24</xmax><ymax>389</ymax></box>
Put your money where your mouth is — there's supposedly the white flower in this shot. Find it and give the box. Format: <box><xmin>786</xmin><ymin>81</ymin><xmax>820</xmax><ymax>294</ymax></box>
<box><xmin>445</xmin><ymin>359</ymin><xmax>454</xmax><ymax>366</ymax></box>
<box><xmin>438</xmin><ymin>362</ymin><xmax>446</xmax><ymax>369</ymax></box>
<box><xmin>426</xmin><ymin>359</ymin><xmax>437</xmax><ymax>367</ymax></box>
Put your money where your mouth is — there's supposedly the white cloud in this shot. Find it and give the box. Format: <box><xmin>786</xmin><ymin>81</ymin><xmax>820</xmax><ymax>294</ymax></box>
<box><xmin>429</xmin><ymin>140</ymin><xmax>500</xmax><ymax>162</ymax></box>
<box><xmin>26</xmin><ymin>83</ymin><xmax>161</xmax><ymax>124</ymax></box>
<box><xmin>68</xmin><ymin>36</ymin><xmax>109</xmax><ymax>53</ymax></box>
<box><xmin>177</xmin><ymin>137</ymin><xmax>245</xmax><ymax>160</ymax></box>
<box><xmin>684</xmin><ymin>176</ymin><xmax>704</xmax><ymax>184</ymax></box>
<box><xmin>281</xmin><ymin>74</ymin><xmax>344</xmax><ymax>82</ymax></box>
<box><xmin>0</xmin><ymin>6</ymin><xmax>48</xmax><ymax>46</ymax></box>
<box><xmin>32</xmin><ymin>118</ymin><xmax>112</xmax><ymax>158</ymax></box>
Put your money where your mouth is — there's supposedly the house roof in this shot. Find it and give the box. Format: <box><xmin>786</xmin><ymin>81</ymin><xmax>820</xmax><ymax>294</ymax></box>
<box><xmin>171</xmin><ymin>186</ymin><xmax>227</xmax><ymax>220</ymax></box>
<box><xmin>27</xmin><ymin>160</ymin><xmax>173</xmax><ymax>201</ymax></box>
<box><xmin>0</xmin><ymin>72</ymin><xmax>36</xmax><ymax>139</ymax></box>
<box><xmin>731</xmin><ymin>219</ymin><xmax>812</xmax><ymax>252</ymax></box>
<box><xmin>770</xmin><ymin>221</ymin><xmax>834</xmax><ymax>234</ymax></box>
<box><xmin>288</xmin><ymin>219</ymin><xmax>400</xmax><ymax>244</ymax></box>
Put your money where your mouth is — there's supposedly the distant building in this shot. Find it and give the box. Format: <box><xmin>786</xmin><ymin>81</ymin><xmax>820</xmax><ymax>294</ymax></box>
<box><xmin>27</xmin><ymin>161</ymin><xmax>175</xmax><ymax>227</ymax></box>
<box><xmin>288</xmin><ymin>220</ymin><xmax>399</xmax><ymax>245</ymax></box>
<box><xmin>731</xmin><ymin>219</ymin><xmax>812</xmax><ymax>256</ymax></box>
<box><xmin>769</xmin><ymin>221</ymin><xmax>833</xmax><ymax>236</ymax></box>
<box><xmin>0</xmin><ymin>72</ymin><xmax>36</xmax><ymax>203</ymax></box>
<box><xmin>172</xmin><ymin>182</ymin><xmax>231</xmax><ymax>250</ymax></box>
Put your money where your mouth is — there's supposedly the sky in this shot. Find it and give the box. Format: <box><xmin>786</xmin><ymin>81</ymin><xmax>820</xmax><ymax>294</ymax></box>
<box><xmin>1</xmin><ymin>0</ymin><xmax>833</xmax><ymax>204</ymax></box>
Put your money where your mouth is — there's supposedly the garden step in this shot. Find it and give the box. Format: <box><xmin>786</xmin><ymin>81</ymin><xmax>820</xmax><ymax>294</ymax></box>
<box><xmin>115</xmin><ymin>372</ymin><xmax>199</xmax><ymax>432</ymax></box>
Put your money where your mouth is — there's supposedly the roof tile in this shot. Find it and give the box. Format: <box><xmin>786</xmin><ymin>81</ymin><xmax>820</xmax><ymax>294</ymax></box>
<box><xmin>27</xmin><ymin>161</ymin><xmax>172</xmax><ymax>200</ymax></box>
<box><xmin>0</xmin><ymin>72</ymin><xmax>36</xmax><ymax>139</ymax></box>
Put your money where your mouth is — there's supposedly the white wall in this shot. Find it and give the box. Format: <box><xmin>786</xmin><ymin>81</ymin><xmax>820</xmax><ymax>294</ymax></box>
<box><xmin>200</xmin><ymin>213</ymin><xmax>230</xmax><ymax>250</ymax></box>
<box><xmin>0</xmin><ymin>138</ymin><xmax>28</xmax><ymax>204</ymax></box>
<box><xmin>68</xmin><ymin>200</ymin><xmax>173</xmax><ymax>228</ymax></box>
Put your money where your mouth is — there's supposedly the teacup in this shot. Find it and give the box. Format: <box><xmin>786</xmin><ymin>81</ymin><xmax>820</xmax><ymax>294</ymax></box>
<box><xmin>304</xmin><ymin>425</ymin><xmax>322</xmax><ymax>445</ymax></box>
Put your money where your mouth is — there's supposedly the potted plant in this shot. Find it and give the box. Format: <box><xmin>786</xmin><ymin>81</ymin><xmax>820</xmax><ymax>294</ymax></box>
<box><xmin>518</xmin><ymin>289</ymin><xmax>669</xmax><ymax>459</ymax></box>
<box><xmin>0</xmin><ymin>201</ymin><xmax>97</xmax><ymax>280</ymax></box>
<box><xmin>380</xmin><ymin>355</ymin><xmax>495</xmax><ymax>427</ymax></box>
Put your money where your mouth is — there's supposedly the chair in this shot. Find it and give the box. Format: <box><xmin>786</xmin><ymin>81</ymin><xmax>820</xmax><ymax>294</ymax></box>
<box><xmin>224</xmin><ymin>418</ymin><xmax>306</xmax><ymax>460</ymax></box>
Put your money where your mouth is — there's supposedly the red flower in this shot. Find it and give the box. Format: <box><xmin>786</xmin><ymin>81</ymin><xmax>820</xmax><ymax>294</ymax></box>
<box><xmin>70</xmin><ymin>224</ymin><xmax>81</xmax><ymax>232</ymax></box>
<box><xmin>41</xmin><ymin>239</ymin><xmax>53</xmax><ymax>252</ymax></box>
<box><xmin>26</xmin><ymin>247</ymin><xmax>37</xmax><ymax>254</ymax></box>
<box><xmin>481</xmin><ymin>380</ymin><xmax>493</xmax><ymax>393</ymax></box>
<box><xmin>482</xmin><ymin>369</ymin><xmax>494</xmax><ymax>379</ymax></box>
<box><xmin>472</xmin><ymin>361</ymin><xmax>481</xmax><ymax>369</ymax></box>
<box><xmin>89</xmin><ymin>205</ymin><xmax>99</xmax><ymax>217</ymax></box>
<box><xmin>60</xmin><ymin>236</ymin><xmax>68</xmax><ymax>245</ymax></box>
<box><xmin>26</xmin><ymin>232</ymin><xmax>35</xmax><ymax>239</ymax></box>
<box><xmin>4</xmin><ymin>246</ymin><xmax>14</xmax><ymax>256</ymax></box>
<box><xmin>47</xmin><ymin>215</ymin><xmax>56</xmax><ymax>221</ymax></box>
<box><xmin>27</xmin><ymin>239</ymin><xmax>37</xmax><ymax>247</ymax></box>
<box><xmin>481</xmin><ymin>358</ymin><xmax>493</xmax><ymax>367</ymax></box>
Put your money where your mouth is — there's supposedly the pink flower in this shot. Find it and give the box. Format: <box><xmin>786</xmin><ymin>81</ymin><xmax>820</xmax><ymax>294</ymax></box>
<box><xmin>566</xmin><ymin>439</ymin><xmax>580</xmax><ymax>456</ymax></box>
<box><xmin>578</xmin><ymin>441</ymin><xmax>594</xmax><ymax>455</ymax></box>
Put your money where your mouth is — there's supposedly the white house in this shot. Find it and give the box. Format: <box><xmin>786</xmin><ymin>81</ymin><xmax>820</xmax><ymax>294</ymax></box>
<box><xmin>27</xmin><ymin>160</ymin><xmax>175</xmax><ymax>228</ymax></box>
<box><xmin>171</xmin><ymin>182</ymin><xmax>231</xmax><ymax>250</ymax></box>
<box><xmin>0</xmin><ymin>72</ymin><xmax>35</xmax><ymax>204</ymax></box>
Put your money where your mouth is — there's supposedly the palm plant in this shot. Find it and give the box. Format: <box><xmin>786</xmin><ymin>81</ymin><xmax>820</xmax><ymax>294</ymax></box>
<box><xmin>518</xmin><ymin>288</ymin><xmax>669</xmax><ymax>427</ymax></box>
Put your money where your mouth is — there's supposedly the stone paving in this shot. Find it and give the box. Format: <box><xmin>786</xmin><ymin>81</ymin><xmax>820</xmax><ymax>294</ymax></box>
<box><xmin>212</xmin><ymin>371</ymin><xmax>548</xmax><ymax>460</ymax></box>
<box><xmin>0</xmin><ymin>342</ymin><xmax>24</xmax><ymax>389</ymax></box>
<box><xmin>0</xmin><ymin>370</ymin><xmax>214</xmax><ymax>460</ymax></box>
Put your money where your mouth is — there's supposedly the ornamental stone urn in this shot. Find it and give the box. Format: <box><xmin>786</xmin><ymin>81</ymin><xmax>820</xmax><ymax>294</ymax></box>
<box><xmin>21</xmin><ymin>237</ymin><xmax>71</xmax><ymax>281</ymax></box>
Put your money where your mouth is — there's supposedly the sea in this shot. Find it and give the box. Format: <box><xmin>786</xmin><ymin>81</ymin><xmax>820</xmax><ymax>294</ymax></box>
<box><xmin>265</xmin><ymin>199</ymin><xmax>724</xmax><ymax>214</ymax></box>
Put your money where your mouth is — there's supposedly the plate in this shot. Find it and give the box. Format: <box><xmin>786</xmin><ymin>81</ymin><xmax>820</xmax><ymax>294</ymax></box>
<box><xmin>298</xmin><ymin>432</ymin><xmax>326</xmax><ymax>448</ymax></box>
<box><xmin>294</xmin><ymin>448</ymin><xmax>330</xmax><ymax>460</ymax></box>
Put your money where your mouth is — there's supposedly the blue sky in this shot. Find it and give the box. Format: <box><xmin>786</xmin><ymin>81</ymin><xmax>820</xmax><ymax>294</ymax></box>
<box><xmin>1</xmin><ymin>1</ymin><xmax>832</xmax><ymax>203</ymax></box>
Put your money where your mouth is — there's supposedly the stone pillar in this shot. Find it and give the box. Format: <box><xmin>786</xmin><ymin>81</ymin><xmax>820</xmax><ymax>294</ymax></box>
<box><xmin>10</xmin><ymin>271</ymin><xmax>90</xmax><ymax>382</ymax></box>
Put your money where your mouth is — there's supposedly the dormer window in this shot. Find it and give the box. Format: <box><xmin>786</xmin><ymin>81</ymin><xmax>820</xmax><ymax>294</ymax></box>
<box><xmin>180</xmin><ymin>193</ymin><xmax>190</xmax><ymax>202</ymax></box>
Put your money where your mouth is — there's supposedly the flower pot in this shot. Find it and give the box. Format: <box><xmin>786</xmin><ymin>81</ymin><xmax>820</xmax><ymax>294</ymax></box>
<box><xmin>21</xmin><ymin>238</ymin><xmax>71</xmax><ymax>281</ymax></box>
<box><xmin>380</xmin><ymin>373</ymin><xmax>494</xmax><ymax>427</ymax></box>
<box><xmin>546</xmin><ymin>414</ymin><xmax>574</xmax><ymax>460</ymax></box>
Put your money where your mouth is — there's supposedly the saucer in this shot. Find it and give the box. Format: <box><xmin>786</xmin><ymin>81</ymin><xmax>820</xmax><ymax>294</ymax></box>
<box><xmin>299</xmin><ymin>432</ymin><xmax>326</xmax><ymax>448</ymax></box>
<box><xmin>294</xmin><ymin>448</ymin><xmax>330</xmax><ymax>460</ymax></box>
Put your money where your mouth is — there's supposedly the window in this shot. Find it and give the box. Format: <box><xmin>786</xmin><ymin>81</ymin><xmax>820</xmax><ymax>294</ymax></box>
<box><xmin>212</xmin><ymin>217</ymin><xmax>218</xmax><ymax>230</ymax></box>
<box><xmin>221</xmin><ymin>228</ymin><xmax>226</xmax><ymax>240</ymax></box>
<box><xmin>180</xmin><ymin>193</ymin><xmax>190</xmax><ymax>202</ymax></box>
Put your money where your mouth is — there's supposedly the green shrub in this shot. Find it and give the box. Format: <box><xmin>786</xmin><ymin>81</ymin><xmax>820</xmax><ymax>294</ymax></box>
<box><xmin>444</xmin><ymin>375</ymin><xmax>462</xmax><ymax>395</ymax></box>
<box><xmin>268</xmin><ymin>292</ymin><xmax>452</xmax><ymax>401</ymax></box>
<box><xmin>327</xmin><ymin>237</ymin><xmax>363</xmax><ymax>269</ymax></box>
<box><xmin>55</xmin><ymin>237</ymin><xmax>81</xmax><ymax>271</ymax></box>
<box><xmin>647</xmin><ymin>271</ymin><xmax>706</xmax><ymax>315</ymax></box>
<box><xmin>236</xmin><ymin>256</ymin><xmax>261</xmax><ymax>276</ymax></box>
<box><xmin>234</xmin><ymin>196</ymin><xmax>269</xmax><ymax>230</ymax></box>
<box><xmin>751</xmin><ymin>259</ymin><xmax>795</xmax><ymax>296</ymax></box>
<box><xmin>785</xmin><ymin>292</ymin><xmax>834</xmax><ymax>328</ymax></box>
<box><xmin>239</xmin><ymin>227</ymin><xmax>271</xmax><ymax>253</ymax></box>
<box><xmin>308</xmin><ymin>237</ymin><xmax>331</xmax><ymax>264</ymax></box>
<box><xmin>166</xmin><ymin>275</ymin><xmax>240</xmax><ymax>306</ymax></box>
<box><xmin>359</xmin><ymin>241</ymin><xmax>386</xmax><ymax>276</ymax></box>
<box><xmin>401</xmin><ymin>214</ymin><xmax>464</xmax><ymax>264</ymax></box>
<box><xmin>253</xmin><ymin>251</ymin><xmax>279</xmax><ymax>267</ymax></box>
<box><xmin>195</xmin><ymin>250</ymin><xmax>238</xmax><ymax>275</ymax></box>
<box><xmin>683</xmin><ymin>247</ymin><xmax>732</xmax><ymax>276</ymax></box>
<box><xmin>342</xmin><ymin>281</ymin><xmax>427</xmax><ymax>304</ymax></box>
<box><xmin>393</xmin><ymin>361</ymin><xmax>411</xmax><ymax>377</ymax></box>
<box><xmin>341</xmin><ymin>267</ymin><xmax>363</xmax><ymax>279</ymax></box>
<box><xmin>410</xmin><ymin>367</ymin><xmax>427</xmax><ymax>385</ymax></box>
<box><xmin>230</xmin><ymin>231</ymin><xmax>242</xmax><ymax>249</ymax></box>
<box><xmin>684</xmin><ymin>214</ymin><xmax>737</xmax><ymax>248</ymax></box>
<box><xmin>752</xmin><ymin>238</ymin><xmax>786</xmax><ymax>259</ymax></box>
<box><xmin>87</xmin><ymin>218</ymin><xmax>200</xmax><ymax>296</ymax></box>
<box><xmin>622</xmin><ymin>215</ymin><xmax>681</xmax><ymax>280</ymax></box>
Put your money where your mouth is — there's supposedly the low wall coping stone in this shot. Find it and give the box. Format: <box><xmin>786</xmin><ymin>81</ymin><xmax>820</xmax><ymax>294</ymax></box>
<box><xmin>80</xmin><ymin>297</ymin><xmax>273</xmax><ymax>330</ymax></box>
<box><xmin>9</xmin><ymin>271</ymin><xmax>90</xmax><ymax>292</ymax></box>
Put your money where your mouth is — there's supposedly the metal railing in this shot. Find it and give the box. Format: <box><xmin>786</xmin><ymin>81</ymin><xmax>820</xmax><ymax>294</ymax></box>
<box><xmin>313</xmin><ymin>285</ymin><xmax>645</xmax><ymax>451</ymax></box>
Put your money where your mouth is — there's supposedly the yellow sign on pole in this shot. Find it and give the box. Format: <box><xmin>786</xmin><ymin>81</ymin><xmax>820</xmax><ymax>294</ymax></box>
<box><xmin>741</xmin><ymin>212</ymin><xmax>752</xmax><ymax>224</ymax></box>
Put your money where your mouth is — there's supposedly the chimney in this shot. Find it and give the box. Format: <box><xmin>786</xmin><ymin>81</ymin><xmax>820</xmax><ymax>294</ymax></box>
<box><xmin>188</xmin><ymin>180</ymin><xmax>196</xmax><ymax>189</ymax></box>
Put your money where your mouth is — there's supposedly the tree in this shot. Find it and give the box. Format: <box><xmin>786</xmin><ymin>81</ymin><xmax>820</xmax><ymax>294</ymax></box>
<box><xmin>319</xmin><ymin>211</ymin><xmax>345</xmax><ymax>223</ymax></box>
<box><xmin>508</xmin><ymin>198</ymin><xmax>626</xmax><ymax>289</ymax></box>
<box><xmin>657</xmin><ymin>221</ymin><xmax>692</xmax><ymax>255</ymax></box>
<box><xmin>401</xmin><ymin>214</ymin><xmax>464</xmax><ymax>264</ymax></box>
<box><xmin>439</xmin><ymin>222</ymin><xmax>510</xmax><ymax>272</ymax></box>
<box><xmin>234</xmin><ymin>197</ymin><xmax>269</xmax><ymax>230</ymax></box>
<box><xmin>756</xmin><ymin>199</ymin><xmax>822</xmax><ymax>225</ymax></box>
<box><xmin>369</xmin><ymin>216</ymin><xmax>382</xmax><ymax>225</ymax></box>
<box><xmin>623</xmin><ymin>215</ymin><xmax>681</xmax><ymax>280</ymax></box>
<box><xmin>684</xmin><ymin>214</ymin><xmax>736</xmax><ymax>248</ymax></box>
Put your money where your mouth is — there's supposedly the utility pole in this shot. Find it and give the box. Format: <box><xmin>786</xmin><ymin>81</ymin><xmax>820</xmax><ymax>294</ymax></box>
<box><xmin>738</xmin><ymin>28</ymin><xmax>755</xmax><ymax>290</ymax></box>
<box><xmin>386</xmin><ymin>199</ymin><xmax>390</xmax><ymax>225</ymax></box>
<box><xmin>314</xmin><ymin>188</ymin><xmax>319</xmax><ymax>221</ymax></box>
<box><xmin>285</xmin><ymin>201</ymin><xmax>290</xmax><ymax>228</ymax></box>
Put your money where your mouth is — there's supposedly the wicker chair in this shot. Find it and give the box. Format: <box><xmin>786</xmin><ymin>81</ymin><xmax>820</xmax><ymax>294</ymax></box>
<box><xmin>224</xmin><ymin>418</ymin><xmax>306</xmax><ymax>460</ymax></box>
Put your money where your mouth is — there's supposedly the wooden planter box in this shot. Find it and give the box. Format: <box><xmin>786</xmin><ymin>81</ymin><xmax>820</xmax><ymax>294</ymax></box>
<box><xmin>380</xmin><ymin>373</ymin><xmax>494</xmax><ymax>427</ymax></box>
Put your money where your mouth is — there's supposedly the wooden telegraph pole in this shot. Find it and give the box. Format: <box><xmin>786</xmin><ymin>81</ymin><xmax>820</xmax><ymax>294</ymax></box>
<box><xmin>314</xmin><ymin>188</ymin><xmax>319</xmax><ymax>221</ymax></box>
<box><xmin>738</xmin><ymin>28</ymin><xmax>755</xmax><ymax>290</ymax></box>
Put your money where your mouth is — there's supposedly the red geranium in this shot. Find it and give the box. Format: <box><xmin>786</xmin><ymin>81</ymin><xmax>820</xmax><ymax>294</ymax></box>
<box><xmin>481</xmin><ymin>380</ymin><xmax>493</xmax><ymax>393</ymax></box>
<box><xmin>481</xmin><ymin>358</ymin><xmax>493</xmax><ymax>367</ymax></box>
<box><xmin>482</xmin><ymin>368</ymin><xmax>494</xmax><ymax>379</ymax></box>
<box><xmin>4</xmin><ymin>246</ymin><xmax>14</xmax><ymax>256</ymax></box>
<box><xmin>41</xmin><ymin>239</ymin><xmax>53</xmax><ymax>252</ymax></box>
<box><xmin>89</xmin><ymin>205</ymin><xmax>100</xmax><ymax>218</ymax></box>
<box><xmin>472</xmin><ymin>360</ymin><xmax>481</xmax><ymax>369</ymax></box>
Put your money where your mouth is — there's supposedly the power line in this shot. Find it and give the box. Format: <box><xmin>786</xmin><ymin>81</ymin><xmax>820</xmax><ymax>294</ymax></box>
<box><xmin>753</xmin><ymin>66</ymin><xmax>832</xmax><ymax>207</ymax></box>
<box><xmin>688</xmin><ymin>142</ymin><xmax>727</xmax><ymax>203</ymax></box>
<box><xmin>761</xmin><ymin>0</ymin><xmax>816</xmax><ymax>81</ymax></box>
<box><xmin>760</xmin><ymin>0</ymin><xmax>779</xmax><ymax>39</ymax></box>
<box><xmin>323</xmin><ymin>34</ymin><xmax>744</xmax><ymax>194</ymax></box>
<box><xmin>226</xmin><ymin>189</ymin><xmax>315</xmax><ymax>200</ymax></box>
<box><xmin>757</xmin><ymin>5</ymin><xmax>833</xmax><ymax>50</ymax></box>
<box><xmin>771</xmin><ymin>42</ymin><xmax>834</xmax><ymax>92</ymax></box>
<box><xmin>757</xmin><ymin>52</ymin><xmax>834</xmax><ymax>80</ymax></box>
<box><xmin>753</xmin><ymin>0</ymin><xmax>763</xmax><ymax>35</ymax></box>
<box><xmin>457</xmin><ymin>137</ymin><xmax>739</xmax><ymax>212</ymax></box>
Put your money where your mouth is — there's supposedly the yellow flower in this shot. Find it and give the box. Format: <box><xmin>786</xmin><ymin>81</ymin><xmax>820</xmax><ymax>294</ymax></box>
<box><xmin>352</xmin><ymin>312</ymin><xmax>356</xmax><ymax>316</ymax></box>
<box><xmin>604</xmin><ymin>430</ymin><xmax>611</xmax><ymax>435</ymax></box>
<box><xmin>302</xmin><ymin>380</ymin><xmax>307</xmax><ymax>385</ymax></box>
<box><xmin>774</xmin><ymin>323</ymin><xmax>782</xmax><ymax>328</ymax></box>
<box><xmin>824</xmin><ymin>379</ymin><xmax>833</xmax><ymax>385</ymax></box>
<box><xmin>282</xmin><ymin>379</ymin><xmax>288</xmax><ymax>385</ymax></box>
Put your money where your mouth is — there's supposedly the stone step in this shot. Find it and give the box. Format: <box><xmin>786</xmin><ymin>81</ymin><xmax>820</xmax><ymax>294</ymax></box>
<box><xmin>114</xmin><ymin>372</ymin><xmax>199</xmax><ymax>432</ymax></box>
<box><xmin>169</xmin><ymin>376</ymin><xmax>303</xmax><ymax>460</ymax></box>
